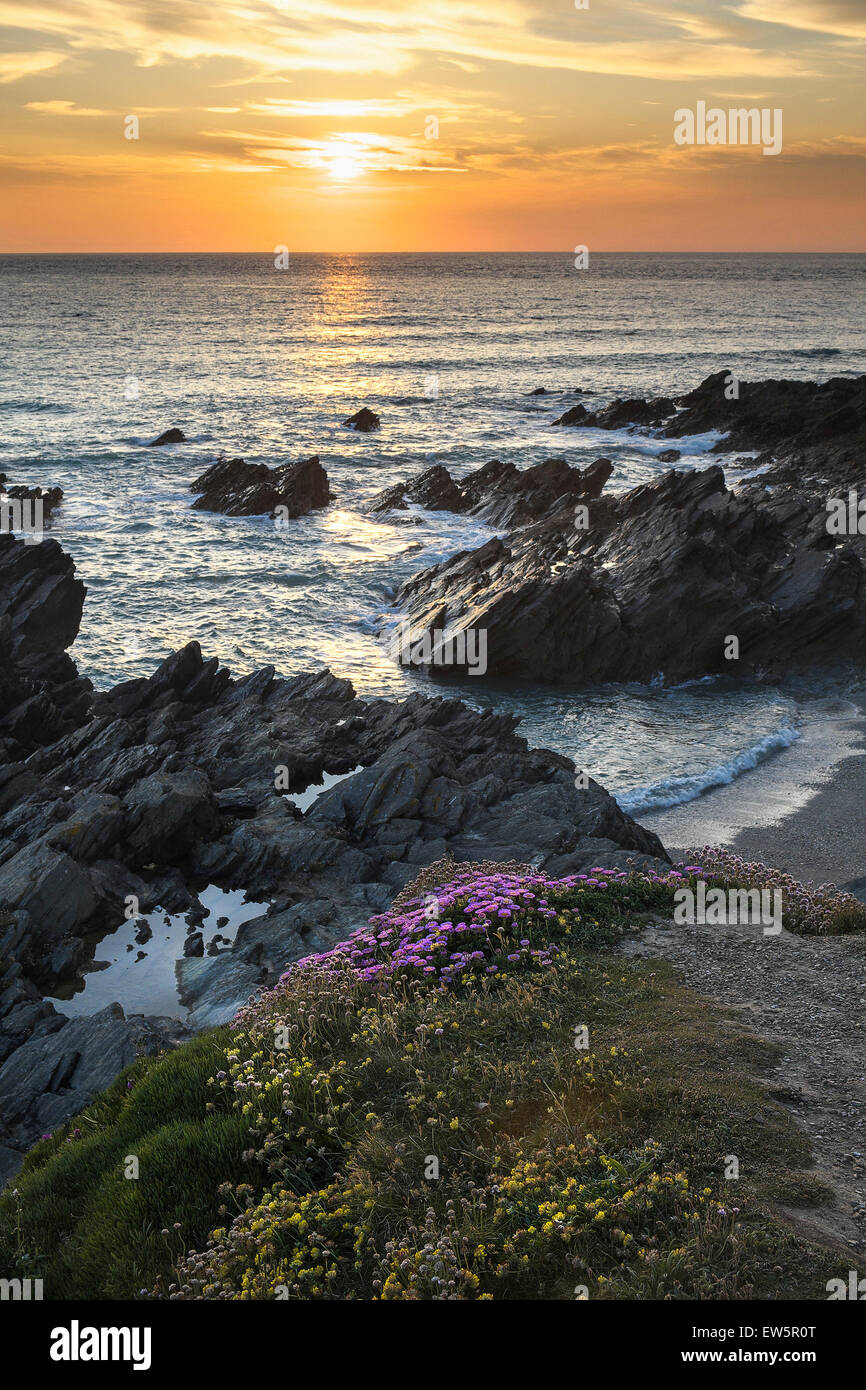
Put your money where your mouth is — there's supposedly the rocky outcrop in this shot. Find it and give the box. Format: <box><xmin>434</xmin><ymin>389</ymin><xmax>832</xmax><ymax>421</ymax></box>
<box><xmin>390</xmin><ymin>453</ymin><xmax>866</xmax><ymax>684</ymax></box>
<box><xmin>663</xmin><ymin>370</ymin><xmax>866</xmax><ymax>455</ymax></box>
<box><xmin>552</xmin><ymin>403</ymin><xmax>590</xmax><ymax>426</ymax></box>
<box><xmin>190</xmin><ymin>455</ymin><xmax>332</xmax><ymax>518</ymax></box>
<box><xmin>369</xmin><ymin>457</ymin><xmax>614</xmax><ymax>529</ymax></box>
<box><xmin>0</xmin><ymin>640</ymin><xmax>664</xmax><ymax>981</ymax></box>
<box><xmin>0</xmin><ymin>476</ymin><xmax>64</xmax><ymax>520</ymax></box>
<box><xmin>343</xmin><ymin>407</ymin><xmax>380</xmax><ymax>432</ymax></box>
<box><xmin>385</xmin><ymin>371</ymin><xmax>866</xmax><ymax>684</ymax></box>
<box><xmin>0</xmin><ymin>535</ymin><xmax>92</xmax><ymax>761</ymax></box>
<box><xmin>554</xmin><ymin>397</ymin><xmax>675</xmax><ymax>429</ymax></box>
<box><xmin>147</xmin><ymin>428</ymin><xmax>186</xmax><ymax>446</ymax></box>
<box><xmin>550</xmin><ymin>368</ymin><xmax>866</xmax><ymax>461</ymax></box>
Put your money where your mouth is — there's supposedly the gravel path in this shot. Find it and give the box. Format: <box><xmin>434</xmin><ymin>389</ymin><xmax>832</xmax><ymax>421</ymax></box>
<box><xmin>621</xmin><ymin>917</ymin><xmax>866</xmax><ymax>1254</ymax></box>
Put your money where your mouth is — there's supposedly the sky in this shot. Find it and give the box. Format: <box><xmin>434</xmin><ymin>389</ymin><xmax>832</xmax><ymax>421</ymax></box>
<box><xmin>0</xmin><ymin>0</ymin><xmax>864</xmax><ymax>251</ymax></box>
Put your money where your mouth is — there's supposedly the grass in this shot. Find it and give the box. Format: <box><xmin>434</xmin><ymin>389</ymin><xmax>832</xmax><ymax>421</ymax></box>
<box><xmin>0</xmin><ymin>861</ymin><xmax>857</xmax><ymax>1300</ymax></box>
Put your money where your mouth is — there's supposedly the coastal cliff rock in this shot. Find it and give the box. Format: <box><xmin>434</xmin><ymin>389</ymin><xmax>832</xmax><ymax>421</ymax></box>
<box><xmin>369</xmin><ymin>457</ymin><xmax>613</xmax><ymax>528</ymax></box>
<box><xmin>190</xmin><ymin>455</ymin><xmax>332</xmax><ymax>518</ymax></box>
<box><xmin>0</xmin><ymin>535</ymin><xmax>92</xmax><ymax>760</ymax></box>
<box><xmin>0</xmin><ymin>640</ymin><xmax>665</xmax><ymax>986</ymax></box>
<box><xmin>550</xmin><ymin>368</ymin><xmax>866</xmax><ymax>459</ymax></box>
<box><xmin>389</xmin><ymin>373</ymin><xmax>866</xmax><ymax>683</ymax></box>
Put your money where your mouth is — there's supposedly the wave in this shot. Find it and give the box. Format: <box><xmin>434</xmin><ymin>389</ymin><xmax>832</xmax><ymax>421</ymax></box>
<box><xmin>615</xmin><ymin>722</ymin><xmax>801</xmax><ymax>816</ymax></box>
<box><xmin>0</xmin><ymin>400</ymin><xmax>73</xmax><ymax>414</ymax></box>
<box><xmin>777</xmin><ymin>348</ymin><xmax>842</xmax><ymax>359</ymax></box>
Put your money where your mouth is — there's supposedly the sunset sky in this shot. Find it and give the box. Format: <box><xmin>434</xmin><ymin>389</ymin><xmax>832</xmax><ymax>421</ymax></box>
<box><xmin>0</xmin><ymin>0</ymin><xmax>864</xmax><ymax>251</ymax></box>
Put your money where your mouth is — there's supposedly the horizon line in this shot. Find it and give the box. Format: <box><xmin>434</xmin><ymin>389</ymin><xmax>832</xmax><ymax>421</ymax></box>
<box><xmin>1</xmin><ymin>248</ymin><xmax>864</xmax><ymax>257</ymax></box>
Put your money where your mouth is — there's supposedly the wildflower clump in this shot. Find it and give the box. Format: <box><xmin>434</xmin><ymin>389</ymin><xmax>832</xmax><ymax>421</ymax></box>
<box><xmin>684</xmin><ymin>847</ymin><xmax>866</xmax><ymax>936</ymax></box>
<box><xmin>268</xmin><ymin>864</ymin><xmax>691</xmax><ymax>995</ymax></box>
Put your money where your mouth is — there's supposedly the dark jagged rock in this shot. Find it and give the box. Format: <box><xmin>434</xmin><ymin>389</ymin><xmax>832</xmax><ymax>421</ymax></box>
<box><xmin>549</xmin><ymin>369</ymin><xmax>866</xmax><ymax>463</ymax></box>
<box><xmin>555</xmin><ymin>397</ymin><xmax>675</xmax><ymax>430</ymax></box>
<box><xmin>391</xmin><ymin>444</ymin><xmax>866</xmax><ymax>683</ymax></box>
<box><xmin>657</xmin><ymin>449</ymin><xmax>681</xmax><ymax>463</ymax></box>
<box><xmin>368</xmin><ymin>457</ymin><xmax>614</xmax><ymax>529</ymax></box>
<box><xmin>343</xmin><ymin>407</ymin><xmax>380</xmax><ymax>432</ymax></box>
<box><xmin>371</xmin><ymin>465</ymin><xmax>465</xmax><ymax>517</ymax></box>
<box><xmin>0</xmin><ymin>477</ymin><xmax>64</xmax><ymax>519</ymax></box>
<box><xmin>0</xmin><ymin>643</ymin><xmax>666</xmax><ymax>996</ymax></box>
<box><xmin>664</xmin><ymin>370</ymin><xmax>866</xmax><ymax>454</ymax></box>
<box><xmin>0</xmin><ymin>535</ymin><xmax>92</xmax><ymax>761</ymax></box>
<box><xmin>147</xmin><ymin>428</ymin><xmax>186</xmax><ymax>446</ymax></box>
<box><xmin>190</xmin><ymin>455</ymin><xmax>332</xmax><ymax>518</ymax></box>
<box><xmin>387</xmin><ymin>372</ymin><xmax>866</xmax><ymax>684</ymax></box>
<box><xmin>0</xmin><ymin>1000</ymin><xmax>190</xmax><ymax>1172</ymax></box>
<box><xmin>591</xmin><ymin>396</ymin><xmax>676</xmax><ymax>430</ymax></box>
<box><xmin>553</xmin><ymin>403</ymin><xmax>590</xmax><ymax>426</ymax></box>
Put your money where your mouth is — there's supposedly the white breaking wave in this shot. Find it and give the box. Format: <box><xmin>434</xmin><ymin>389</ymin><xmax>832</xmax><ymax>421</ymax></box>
<box><xmin>615</xmin><ymin>722</ymin><xmax>801</xmax><ymax>816</ymax></box>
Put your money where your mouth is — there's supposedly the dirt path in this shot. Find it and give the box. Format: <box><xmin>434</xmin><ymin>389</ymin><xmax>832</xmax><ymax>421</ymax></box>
<box><xmin>621</xmin><ymin>917</ymin><xmax>866</xmax><ymax>1254</ymax></box>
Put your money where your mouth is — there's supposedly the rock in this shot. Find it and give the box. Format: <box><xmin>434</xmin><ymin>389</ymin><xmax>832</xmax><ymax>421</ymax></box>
<box><xmin>370</xmin><ymin>465</ymin><xmax>465</xmax><ymax>516</ymax></box>
<box><xmin>666</xmin><ymin>370</ymin><xmax>866</xmax><ymax>454</ymax></box>
<box><xmin>122</xmin><ymin>769</ymin><xmax>218</xmax><ymax>862</ymax></box>
<box><xmin>554</xmin><ymin>397</ymin><xmax>676</xmax><ymax>430</ymax></box>
<box><xmin>369</xmin><ymin>457</ymin><xmax>614</xmax><ymax>529</ymax></box>
<box><xmin>146</xmin><ymin>428</ymin><xmax>186</xmax><ymax>446</ymax></box>
<box><xmin>391</xmin><ymin>443</ymin><xmax>866</xmax><ymax>683</ymax></box>
<box><xmin>177</xmin><ymin>954</ymin><xmax>265</xmax><ymax>1030</ymax></box>
<box><xmin>657</xmin><ymin>448</ymin><xmax>681</xmax><ymax>462</ymax></box>
<box><xmin>183</xmin><ymin>932</ymin><xmax>204</xmax><ymax>957</ymax></box>
<box><xmin>190</xmin><ymin>455</ymin><xmax>331</xmax><ymax>518</ymax></box>
<box><xmin>562</xmin><ymin>370</ymin><xmax>866</xmax><ymax>463</ymax></box>
<box><xmin>0</xmin><ymin>1004</ymin><xmax>190</xmax><ymax>1176</ymax></box>
<box><xmin>589</xmin><ymin>397</ymin><xmax>676</xmax><ymax>430</ymax></box>
<box><xmin>552</xmin><ymin>403</ymin><xmax>590</xmax><ymax>426</ymax></box>
<box><xmin>0</xmin><ymin>633</ymin><xmax>666</xmax><ymax>1011</ymax></box>
<box><xmin>0</xmin><ymin>534</ymin><xmax>92</xmax><ymax>761</ymax></box>
<box><xmin>343</xmin><ymin>407</ymin><xmax>380</xmax><ymax>432</ymax></box>
<box><xmin>49</xmin><ymin>939</ymin><xmax>85</xmax><ymax>978</ymax></box>
<box><xmin>0</xmin><ymin>479</ymin><xmax>64</xmax><ymax>520</ymax></box>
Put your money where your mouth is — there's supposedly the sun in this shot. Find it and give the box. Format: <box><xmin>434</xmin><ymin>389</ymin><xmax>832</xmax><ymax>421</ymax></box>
<box><xmin>329</xmin><ymin>155</ymin><xmax>361</xmax><ymax>181</ymax></box>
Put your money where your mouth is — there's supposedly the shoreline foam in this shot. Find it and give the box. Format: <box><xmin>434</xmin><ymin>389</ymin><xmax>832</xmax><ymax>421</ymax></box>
<box><xmin>640</xmin><ymin>697</ymin><xmax>866</xmax><ymax>887</ymax></box>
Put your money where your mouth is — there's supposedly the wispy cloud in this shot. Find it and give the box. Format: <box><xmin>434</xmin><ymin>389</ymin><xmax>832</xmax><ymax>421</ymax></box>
<box><xmin>733</xmin><ymin>1</ymin><xmax>866</xmax><ymax>40</ymax></box>
<box><xmin>26</xmin><ymin>99</ymin><xmax>109</xmax><ymax>115</ymax></box>
<box><xmin>0</xmin><ymin>50</ymin><xmax>65</xmax><ymax>82</ymax></box>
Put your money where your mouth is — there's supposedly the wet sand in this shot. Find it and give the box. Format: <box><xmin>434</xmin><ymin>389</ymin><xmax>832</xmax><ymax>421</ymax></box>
<box><xmin>641</xmin><ymin>698</ymin><xmax>866</xmax><ymax>890</ymax></box>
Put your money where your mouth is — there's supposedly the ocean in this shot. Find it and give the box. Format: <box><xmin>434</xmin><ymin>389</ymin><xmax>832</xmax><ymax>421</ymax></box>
<box><xmin>2</xmin><ymin>251</ymin><xmax>865</xmax><ymax>813</ymax></box>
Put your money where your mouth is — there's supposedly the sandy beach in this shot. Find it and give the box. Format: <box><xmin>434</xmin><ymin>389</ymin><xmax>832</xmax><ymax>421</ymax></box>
<box><xmin>641</xmin><ymin>696</ymin><xmax>866</xmax><ymax>890</ymax></box>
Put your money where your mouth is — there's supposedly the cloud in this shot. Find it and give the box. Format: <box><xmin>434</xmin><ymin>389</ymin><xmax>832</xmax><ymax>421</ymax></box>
<box><xmin>25</xmin><ymin>99</ymin><xmax>109</xmax><ymax>114</ymax></box>
<box><xmin>0</xmin><ymin>0</ymin><xmax>828</xmax><ymax>81</ymax></box>
<box><xmin>733</xmin><ymin>1</ymin><xmax>866</xmax><ymax>39</ymax></box>
<box><xmin>0</xmin><ymin>50</ymin><xmax>65</xmax><ymax>82</ymax></box>
<box><xmin>208</xmin><ymin>126</ymin><xmax>468</xmax><ymax>175</ymax></box>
